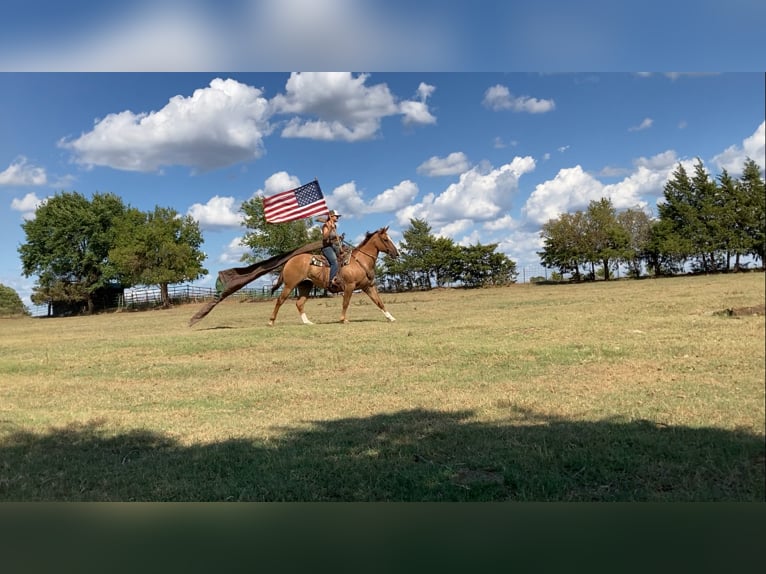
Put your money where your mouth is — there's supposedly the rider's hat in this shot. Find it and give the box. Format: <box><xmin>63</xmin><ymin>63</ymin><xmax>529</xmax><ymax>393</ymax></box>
<box><xmin>330</xmin><ymin>209</ymin><xmax>342</xmax><ymax>218</ymax></box>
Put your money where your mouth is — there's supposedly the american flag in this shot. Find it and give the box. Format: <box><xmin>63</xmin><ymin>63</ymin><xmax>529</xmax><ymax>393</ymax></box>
<box><xmin>262</xmin><ymin>180</ymin><xmax>330</xmax><ymax>224</ymax></box>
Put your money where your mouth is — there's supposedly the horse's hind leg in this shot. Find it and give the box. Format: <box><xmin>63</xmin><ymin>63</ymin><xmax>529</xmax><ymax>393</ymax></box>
<box><xmin>268</xmin><ymin>283</ymin><xmax>293</xmax><ymax>326</ymax></box>
<box><xmin>295</xmin><ymin>281</ymin><xmax>314</xmax><ymax>324</ymax></box>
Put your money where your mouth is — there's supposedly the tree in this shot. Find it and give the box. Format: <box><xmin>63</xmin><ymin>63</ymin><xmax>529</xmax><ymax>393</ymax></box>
<box><xmin>0</xmin><ymin>284</ymin><xmax>27</xmax><ymax>316</ymax></box>
<box><xmin>397</xmin><ymin>218</ymin><xmax>439</xmax><ymax>288</ymax></box>
<box><xmin>689</xmin><ymin>159</ymin><xmax>725</xmax><ymax>272</ymax></box>
<box><xmin>617</xmin><ymin>208</ymin><xmax>652</xmax><ymax>278</ymax></box>
<box><xmin>737</xmin><ymin>158</ymin><xmax>765</xmax><ymax>265</ymax></box>
<box><xmin>451</xmin><ymin>242</ymin><xmax>517</xmax><ymax>287</ymax></box>
<box><xmin>539</xmin><ymin>211</ymin><xmax>589</xmax><ymax>281</ymax></box>
<box><xmin>239</xmin><ymin>196</ymin><xmax>322</xmax><ymax>261</ymax></box>
<box><xmin>583</xmin><ymin>198</ymin><xmax>630</xmax><ymax>281</ymax></box>
<box><xmin>657</xmin><ymin>162</ymin><xmax>696</xmax><ymax>266</ymax></box>
<box><xmin>110</xmin><ymin>206</ymin><xmax>207</xmax><ymax>308</ymax></box>
<box><xmin>19</xmin><ymin>191</ymin><xmax>127</xmax><ymax>314</ymax></box>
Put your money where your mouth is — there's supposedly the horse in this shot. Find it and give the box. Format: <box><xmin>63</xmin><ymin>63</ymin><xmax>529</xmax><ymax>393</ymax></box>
<box><xmin>268</xmin><ymin>226</ymin><xmax>399</xmax><ymax>326</ymax></box>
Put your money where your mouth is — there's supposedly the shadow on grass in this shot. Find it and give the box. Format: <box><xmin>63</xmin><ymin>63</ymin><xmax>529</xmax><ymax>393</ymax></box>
<box><xmin>1</xmin><ymin>407</ymin><xmax>763</xmax><ymax>501</ymax></box>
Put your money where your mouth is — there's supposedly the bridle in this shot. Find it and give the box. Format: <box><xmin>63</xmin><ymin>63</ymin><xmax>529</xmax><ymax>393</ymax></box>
<box><xmin>352</xmin><ymin>232</ymin><xmax>397</xmax><ymax>265</ymax></box>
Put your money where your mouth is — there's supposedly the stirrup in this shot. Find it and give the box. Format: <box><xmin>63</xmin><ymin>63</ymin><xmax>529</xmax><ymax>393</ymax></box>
<box><xmin>329</xmin><ymin>277</ymin><xmax>344</xmax><ymax>293</ymax></box>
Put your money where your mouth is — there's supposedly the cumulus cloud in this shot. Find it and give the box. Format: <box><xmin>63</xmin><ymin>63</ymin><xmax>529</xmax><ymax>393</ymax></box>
<box><xmin>260</xmin><ymin>171</ymin><xmax>302</xmax><ymax>197</ymax></box>
<box><xmin>217</xmin><ymin>236</ymin><xmax>250</xmax><ymax>265</ymax></box>
<box><xmin>59</xmin><ymin>78</ymin><xmax>272</xmax><ymax>172</ymax></box>
<box><xmin>273</xmin><ymin>73</ymin><xmax>435</xmax><ymax>141</ymax></box>
<box><xmin>187</xmin><ymin>195</ymin><xmax>244</xmax><ymax>230</ymax></box>
<box><xmin>522</xmin><ymin>150</ymin><xmax>683</xmax><ymax>225</ymax></box>
<box><xmin>400</xmin><ymin>82</ymin><xmax>437</xmax><ymax>126</ymax></box>
<box><xmin>522</xmin><ymin>166</ymin><xmax>603</xmax><ymax>225</ymax></box>
<box><xmin>0</xmin><ymin>157</ymin><xmax>47</xmax><ymax>186</ymax></box>
<box><xmin>327</xmin><ymin>179</ymin><xmax>419</xmax><ymax>217</ymax></box>
<box><xmin>10</xmin><ymin>192</ymin><xmax>46</xmax><ymax>219</ymax></box>
<box><xmin>398</xmin><ymin>156</ymin><xmax>536</xmax><ymax>226</ymax></box>
<box><xmin>482</xmin><ymin>84</ymin><xmax>555</xmax><ymax>113</ymax></box>
<box><xmin>712</xmin><ymin>121</ymin><xmax>766</xmax><ymax>176</ymax></box>
<box><xmin>417</xmin><ymin>152</ymin><xmax>470</xmax><ymax>176</ymax></box>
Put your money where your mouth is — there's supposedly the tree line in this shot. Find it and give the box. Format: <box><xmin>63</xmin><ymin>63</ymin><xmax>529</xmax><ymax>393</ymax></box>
<box><xmin>538</xmin><ymin>158</ymin><xmax>765</xmax><ymax>280</ymax></box>
<box><xmin>19</xmin><ymin>192</ymin><xmax>207</xmax><ymax>313</ymax></box>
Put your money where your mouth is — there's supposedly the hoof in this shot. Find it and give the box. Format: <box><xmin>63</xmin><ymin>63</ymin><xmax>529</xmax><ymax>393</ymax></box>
<box><xmin>267</xmin><ymin>321</ymin><xmax>274</xmax><ymax>327</ymax></box>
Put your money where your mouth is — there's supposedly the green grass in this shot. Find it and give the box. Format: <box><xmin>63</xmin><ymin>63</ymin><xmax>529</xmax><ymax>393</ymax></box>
<box><xmin>1</xmin><ymin>272</ymin><xmax>764</xmax><ymax>500</ymax></box>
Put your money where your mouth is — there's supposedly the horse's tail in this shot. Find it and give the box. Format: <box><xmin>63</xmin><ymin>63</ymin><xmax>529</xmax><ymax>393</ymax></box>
<box><xmin>271</xmin><ymin>269</ymin><xmax>285</xmax><ymax>295</ymax></box>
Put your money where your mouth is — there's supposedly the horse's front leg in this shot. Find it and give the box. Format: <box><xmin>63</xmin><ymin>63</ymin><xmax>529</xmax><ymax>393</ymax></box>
<box><xmin>339</xmin><ymin>286</ymin><xmax>353</xmax><ymax>323</ymax></box>
<box><xmin>363</xmin><ymin>285</ymin><xmax>396</xmax><ymax>322</ymax></box>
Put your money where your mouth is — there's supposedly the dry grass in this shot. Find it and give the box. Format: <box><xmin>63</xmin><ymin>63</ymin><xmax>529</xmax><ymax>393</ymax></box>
<box><xmin>1</xmin><ymin>272</ymin><xmax>764</xmax><ymax>500</ymax></box>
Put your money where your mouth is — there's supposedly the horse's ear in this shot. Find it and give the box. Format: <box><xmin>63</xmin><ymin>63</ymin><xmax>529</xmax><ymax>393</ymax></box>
<box><xmin>383</xmin><ymin>226</ymin><xmax>389</xmax><ymax>232</ymax></box>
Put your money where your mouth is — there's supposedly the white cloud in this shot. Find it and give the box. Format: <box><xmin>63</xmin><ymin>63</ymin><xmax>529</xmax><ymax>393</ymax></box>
<box><xmin>369</xmin><ymin>180</ymin><xmax>419</xmax><ymax>212</ymax></box>
<box><xmin>327</xmin><ymin>179</ymin><xmax>419</xmax><ymax>217</ymax></box>
<box><xmin>417</xmin><ymin>152</ymin><xmax>470</xmax><ymax>176</ymax></box>
<box><xmin>59</xmin><ymin>78</ymin><xmax>272</xmax><ymax>172</ymax></box>
<box><xmin>482</xmin><ymin>214</ymin><xmax>516</xmax><ymax>232</ymax></box>
<box><xmin>400</xmin><ymin>82</ymin><xmax>437</xmax><ymax>126</ymax></box>
<box><xmin>522</xmin><ymin>165</ymin><xmax>603</xmax><ymax>225</ymax></box>
<box><xmin>0</xmin><ymin>157</ymin><xmax>47</xmax><ymax>186</ymax></box>
<box><xmin>218</xmin><ymin>236</ymin><xmax>250</xmax><ymax>265</ymax></box>
<box><xmin>634</xmin><ymin>149</ymin><xmax>678</xmax><ymax>171</ymax></box>
<box><xmin>712</xmin><ymin>121</ymin><xmax>766</xmax><ymax>176</ymax></box>
<box><xmin>482</xmin><ymin>84</ymin><xmax>555</xmax><ymax>113</ymax></box>
<box><xmin>10</xmin><ymin>192</ymin><xmax>46</xmax><ymax>219</ymax></box>
<box><xmin>273</xmin><ymin>73</ymin><xmax>435</xmax><ymax>141</ymax></box>
<box><xmin>629</xmin><ymin>117</ymin><xmax>653</xmax><ymax>132</ymax></box>
<box><xmin>522</xmin><ymin>150</ymin><xmax>683</xmax><ymax>225</ymax></box>
<box><xmin>261</xmin><ymin>171</ymin><xmax>302</xmax><ymax>197</ymax></box>
<box><xmin>398</xmin><ymin>156</ymin><xmax>536</xmax><ymax>226</ymax></box>
<box><xmin>187</xmin><ymin>195</ymin><xmax>244</xmax><ymax>230</ymax></box>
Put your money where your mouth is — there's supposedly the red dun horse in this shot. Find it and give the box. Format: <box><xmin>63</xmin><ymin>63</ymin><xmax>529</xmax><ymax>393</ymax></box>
<box><xmin>268</xmin><ymin>226</ymin><xmax>399</xmax><ymax>326</ymax></box>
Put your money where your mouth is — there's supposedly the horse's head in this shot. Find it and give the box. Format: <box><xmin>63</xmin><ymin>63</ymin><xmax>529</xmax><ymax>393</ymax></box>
<box><xmin>376</xmin><ymin>226</ymin><xmax>399</xmax><ymax>259</ymax></box>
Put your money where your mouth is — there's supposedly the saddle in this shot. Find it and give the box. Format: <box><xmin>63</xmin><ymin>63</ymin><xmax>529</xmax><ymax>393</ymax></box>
<box><xmin>311</xmin><ymin>246</ymin><xmax>351</xmax><ymax>292</ymax></box>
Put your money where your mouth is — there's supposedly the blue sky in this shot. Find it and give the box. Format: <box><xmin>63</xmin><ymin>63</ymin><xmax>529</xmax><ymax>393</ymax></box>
<box><xmin>1</xmin><ymin>72</ymin><xmax>764</xmax><ymax>310</ymax></box>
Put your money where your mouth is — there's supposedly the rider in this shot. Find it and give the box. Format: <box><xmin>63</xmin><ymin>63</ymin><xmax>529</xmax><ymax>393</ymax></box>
<box><xmin>321</xmin><ymin>209</ymin><xmax>344</xmax><ymax>292</ymax></box>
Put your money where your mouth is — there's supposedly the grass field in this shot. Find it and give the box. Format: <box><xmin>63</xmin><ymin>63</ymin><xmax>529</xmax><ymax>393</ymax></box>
<box><xmin>1</xmin><ymin>272</ymin><xmax>764</xmax><ymax>501</ymax></box>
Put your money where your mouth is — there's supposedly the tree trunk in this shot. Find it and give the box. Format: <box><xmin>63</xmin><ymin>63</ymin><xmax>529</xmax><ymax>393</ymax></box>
<box><xmin>160</xmin><ymin>283</ymin><xmax>170</xmax><ymax>308</ymax></box>
<box><xmin>602</xmin><ymin>258</ymin><xmax>610</xmax><ymax>281</ymax></box>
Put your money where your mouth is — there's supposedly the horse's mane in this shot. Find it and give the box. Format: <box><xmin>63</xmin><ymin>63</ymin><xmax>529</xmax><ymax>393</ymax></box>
<box><xmin>358</xmin><ymin>227</ymin><xmax>386</xmax><ymax>248</ymax></box>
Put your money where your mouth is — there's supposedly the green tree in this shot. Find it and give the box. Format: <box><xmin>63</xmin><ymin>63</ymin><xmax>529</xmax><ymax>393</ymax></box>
<box><xmin>0</xmin><ymin>283</ymin><xmax>27</xmax><ymax>316</ymax></box>
<box><xmin>737</xmin><ymin>158</ymin><xmax>765</xmax><ymax>265</ymax></box>
<box><xmin>582</xmin><ymin>198</ymin><xmax>630</xmax><ymax>280</ymax></box>
<box><xmin>110</xmin><ymin>206</ymin><xmax>207</xmax><ymax>308</ymax></box>
<box><xmin>239</xmin><ymin>196</ymin><xmax>321</xmax><ymax>261</ymax></box>
<box><xmin>19</xmin><ymin>191</ymin><xmax>127</xmax><ymax>314</ymax></box>
<box><xmin>538</xmin><ymin>210</ymin><xmax>588</xmax><ymax>280</ymax></box>
<box><xmin>645</xmin><ymin>217</ymin><xmax>686</xmax><ymax>277</ymax></box>
<box><xmin>397</xmin><ymin>218</ymin><xmax>438</xmax><ymax>288</ymax></box>
<box><xmin>657</xmin><ymin>162</ymin><xmax>696</xmax><ymax>266</ymax></box>
<box><xmin>689</xmin><ymin>159</ymin><xmax>725</xmax><ymax>272</ymax></box>
<box><xmin>451</xmin><ymin>242</ymin><xmax>517</xmax><ymax>287</ymax></box>
<box><xmin>617</xmin><ymin>208</ymin><xmax>652</xmax><ymax>278</ymax></box>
